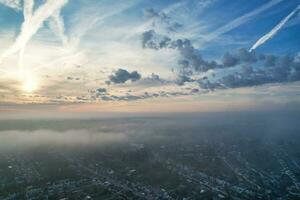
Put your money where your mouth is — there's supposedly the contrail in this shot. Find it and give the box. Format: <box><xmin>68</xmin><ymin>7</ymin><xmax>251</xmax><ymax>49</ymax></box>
<box><xmin>250</xmin><ymin>5</ymin><xmax>300</xmax><ymax>52</ymax></box>
<box><xmin>17</xmin><ymin>0</ymin><xmax>34</xmax><ymax>76</ymax></box>
<box><xmin>197</xmin><ymin>0</ymin><xmax>285</xmax><ymax>45</ymax></box>
<box><xmin>70</xmin><ymin>0</ymin><xmax>139</xmax><ymax>48</ymax></box>
<box><xmin>33</xmin><ymin>0</ymin><xmax>139</xmax><ymax>74</ymax></box>
<box><xmin>49</xmin><ymin>11</ymin><xmax>68</xmax><ymax>46</ymax></box>
<box><xmin>0</xmin><ymin>0</ymin><xmax>68</xmax><ymax>76</ymax></box>
<box><xmin>23</xmin><ymin>0</ymin><xmax>34</xmax><ymax>20</ymax></box>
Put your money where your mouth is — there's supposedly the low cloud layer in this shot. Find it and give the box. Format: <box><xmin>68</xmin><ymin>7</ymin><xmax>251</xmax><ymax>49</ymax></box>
<box><xmin>0</xmin><ymin>129</ymin><xmax>127</xmax><ymax>151</ymax></box>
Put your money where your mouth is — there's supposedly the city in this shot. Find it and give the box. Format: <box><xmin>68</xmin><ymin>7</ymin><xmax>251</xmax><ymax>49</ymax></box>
<box><xmin>0</xmin><ymin>112</ymin><xmax>299</xmax><ymax>199</ymax></box>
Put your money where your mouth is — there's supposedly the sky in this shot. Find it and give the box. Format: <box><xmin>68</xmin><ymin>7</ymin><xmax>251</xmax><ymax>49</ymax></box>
<box><xmin>0</xmin><ymin>0</ymin><xmax>299</xmax><ymax>114</ymax></box>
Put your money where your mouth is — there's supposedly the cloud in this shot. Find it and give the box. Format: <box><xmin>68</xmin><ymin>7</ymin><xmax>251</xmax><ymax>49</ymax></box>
<box><xmin>141</xmin><ymin>27</ymin><xmax>296</xmax><ymax>90</ymax></box>
<box><xmin>97</xmin><ymin>90</ymin><xmax>199</xmax><ymax>102</ymax></box>
<box><xmin>250</xmin><ymin>5</ymin><xmax>300</xmax><ymax>51</ymax></box>
<box><xmin>222</xmin><ymin>52</ymin><xmax>239</xmax><ymax>67</ymax></box>
<box><xmin>122</xmin><ymin>2</ymin><xmax>189</xmax><ymax>41</ymax></box>
<box><xmin>296</xmin><ymin>52</ymin><xmax>300</xmax><ymax>62</ymax></box>
<box><xmin>143</xmin><ymin>8</ymin><xmax>159</xmax><ymax>18</ymax></box>
<box><xmin>222</xmin><ymin>48</ymin><xmax>259</xmax><ymax>67</ymax></box>
<box><xmin>96</xmin><ymin>88</ymin><xmax>107</xmax><ymax>95</ymax></box>
<box><xmin>141</xmin><ymin>30</ymin><xmax>223</xmax><ymax>73</ymax></box>
<box><xmin>89</xmin><ymin>72</ymin><xmax>177</xmax><ymax>102</ymax></box>
<box><xmin>139</xmin><ymin>73</ymin><xmax>169</xmax><ymax>85</ymax></box>
<box><xmin>0</xmin><ymin>0</ymin><xmax>21</xmax><ymax>11</ymax></box>
<box><xmin>141</xmin><ymin>39</ymin><xmax>300</xmax><ymax>92</ymax></box>
<box><xmin>141</xmin><ymin>29</ymin><xmax>299</xmax><ymax>92</ymax></box>
<box><xmin>66</xmin><ymin>76</ymin><xmax>80</xmax><ymax>81</ymax></box>
<box><xmin>108</xmin><ymin>69</ymin><xmax>141</xmax><ymax>84</ymax></box>
<box><xmin>141</xmin><ymin>30</ymin><xmax>172</xmax><ymax>49</ymax></box>
<box><xmin>143</xmin><ymin>8</ymin><xmax>183</xmax><ymax>33</ymax></box>
<box><xmin>176</xmin><ymin>74</ymin><xmax>194</xmax><ymax>86</ymax></box>
<box><xmin>197</xmin><ymin>53</ymin><xmax>300</xmax><ymax>90</ymax></box>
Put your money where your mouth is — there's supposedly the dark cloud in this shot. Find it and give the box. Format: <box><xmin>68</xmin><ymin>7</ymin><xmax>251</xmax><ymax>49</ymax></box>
<box><xmin>94</xmin><ymin>54</ymin><xmax>297</xmax><ymax>100</ymax></box>
<box><xmin>198</xmin><ymin>54</ymin><xmax>300</xmax><ymax>90</ymax></box>
<box><xmin>143</xmin><ymin>8</ymin><xmax>183</xmax><ymax>32</ymax></box>
<box><xmin>141</xmin><ymin>30</ymin><xmax>222</xmax><ymax>73</ymax></box>
<box><xmin>142</xmin><ymin>30</ymin><xmax>171</xmax><ymax>49</ymax></box>
<box><xmin>76</xmin><ymin>96</ymin><xmax>89</xmax><ymax>102</ymax></box>
<box><xmin>238</xmin><ymin>48</ymin><xmax>258</xmax><ymax>63</ymax></box>
<box><xmin>96</xmin><ymin>88</ymin><xmax>107</xmax><ymax>94</ymax></box>
<box><xmin>66</xmin><ymin>76</ymin><xmax>80</xmax><ymax>81</ymax></box>
<box><xmin>172</xmin><ymin>39</ymin><xmax>221</xmax><ymax>72</ymax></box>
<box><xmin>191</xmin><ymin>88</ymin><xmax>199</xmax><ymax>93</ymax></box>
<box><xmin>142</xmin><ymin>30</ymin><xmax>155</xmax><ymax>49</ymax></box>
<box><xmin>139</xmin><ymin>73</ymin><xmax>169</xmax><ymax>86</ymax></box>
<box><xmin>141</xmin><ymin>29</ymin><xmax>300</xmax><ymax>90</ymax></box>
<box><xmin>90</xmin><ymin>72</ymin><xmax>174</xmax><ymax>102</ymax></box>
<box><xmin>96</xmin><ymin>89</ymin><xmax>201</xmax><ymax>102</ymax></box>
<box><xmin>108</xmin><ymin>69</ymin><xmax>141</xmax><ymax>84</ymax></box>
<box><xmin>141</xmin><ymin>30</ymin><xmax>282</xmax><ymax>77</ymax></box>
<box><xmin>222</xmin><ymin>49</ymin><xmax>261</xmax><ymax>67</ymax></box>
<box><xmin>222</xmin><ymin>52</ymin><xmax>239</xmax><ymax>67</ymax></box>
<box><xmin>143</xmin><ymin>8</ymin><xmax>159</xmax><ymax>18</ymax></box>
<box><xmin>176</xmin><ymin>75</ymin><xmax>194</xmax><ymax>86</ymax></box>
<box><xmin>147</xmin><ymin>73</ymin><xmax>160</xmax><ymax>81</ymax></box>
<box><xmin>264</xmin><ymin>55</ymin><xmax>276</xmax><ymax>67</ymax></box>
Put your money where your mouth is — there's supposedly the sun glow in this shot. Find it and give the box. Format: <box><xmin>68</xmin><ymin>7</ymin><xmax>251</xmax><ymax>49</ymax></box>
<box><xmin>22</xmin><ymin>76</ymin><xmax>38</xmax><ymax>93</ymax></box>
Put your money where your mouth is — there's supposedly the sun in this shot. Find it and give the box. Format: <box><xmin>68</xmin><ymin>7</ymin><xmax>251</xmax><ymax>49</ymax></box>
<box><xmin>22</xmin><ymin>77</ymin><xmax>38</xmax><ymax>93</ymax></box>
